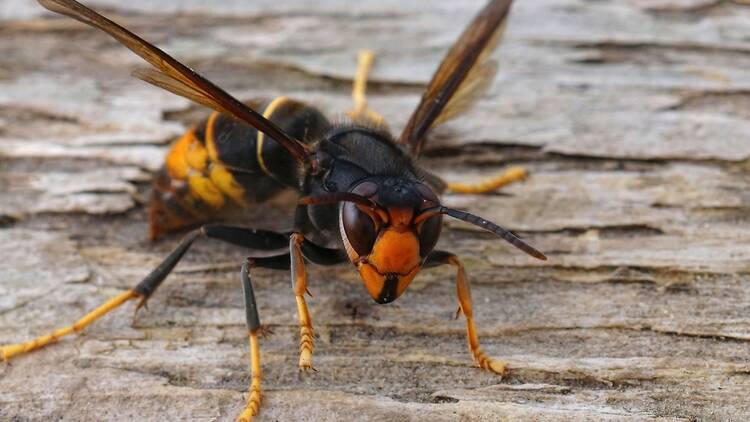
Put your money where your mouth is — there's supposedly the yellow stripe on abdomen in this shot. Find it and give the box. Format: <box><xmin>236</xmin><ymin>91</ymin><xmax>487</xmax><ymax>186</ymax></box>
<box><xmin>210</xmin><ymin>163</ymin><xmax>247</xmax><ymax>206</ymax></box>
<box><xmin>187</xmin><ymin>173</ymin><xmax>225</xmax><ymax>209</ymax></box>
<box><xmin>256</xmin><ymin>96</ymin><xmax>290</xmax><ymax>178</ymax></box>
<box><xmin>205</xmin><ymin>111</ymin><xmax>222</xmax><ymax>164</ymax></box>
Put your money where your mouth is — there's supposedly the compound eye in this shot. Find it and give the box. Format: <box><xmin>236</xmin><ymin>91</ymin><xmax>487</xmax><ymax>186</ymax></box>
<box><xmin>418</xmin><ymin>213</ymin><xmax>442</xmax><ymax>257</ymax></box>
<box><xmin>342</xmin><ymin>202</ymin><xmax>377</xmax><ymax>256</ymax></box>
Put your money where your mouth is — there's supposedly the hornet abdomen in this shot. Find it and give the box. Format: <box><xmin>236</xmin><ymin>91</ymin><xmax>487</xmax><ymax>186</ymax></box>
<box><xmin>149</xmin><ymin>97</ymin><xmax>330</xmax><ymax>239</ymax></box>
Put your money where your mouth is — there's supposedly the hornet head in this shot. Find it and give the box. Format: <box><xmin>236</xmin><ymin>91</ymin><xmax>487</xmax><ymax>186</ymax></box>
<box><xmin>302</xmin><ymin>176</ymin><xmax>546</xmax><ymax>304</ymax></box>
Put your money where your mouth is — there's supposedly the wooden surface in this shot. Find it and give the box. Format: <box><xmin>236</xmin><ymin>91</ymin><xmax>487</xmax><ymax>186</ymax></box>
<box><xmin>2</xmin><ymin>0</ymin><xmax>750</xmax><ymax>420</ymax></box>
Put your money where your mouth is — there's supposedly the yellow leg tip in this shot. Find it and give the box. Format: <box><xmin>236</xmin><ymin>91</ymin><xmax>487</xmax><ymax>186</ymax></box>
<box><xmin>1</xmin><ymin>344</ymin><xmax>22</xmax><ymax>361</ymax></box>
<box><xmin>447</xmin><ymin>165</ymin><xmax>529</xmax><ymax>194</ymax></box>
<box><xmin>348</xmin><ymin>48</ymin><xmax>386</xmax><ymax>127</ymax></box>
<box><xmin>238</xmin><ymin>334</ymin><xmax>263</xmax><ymax>421</ymax></box>
<box><xmin>358</xmin><ymin>49</ymin><xmax>376</xmax><ymax>63</ymax></box>
<box><xmin>296</xmin><ymin>298</ymin><xmax>315</xmax><ymax>371</ymax></box>
<box><xmin>486</xmin><ymin>359</ymin><xmax>508</xmax><ymax>376</ymax></box>
<box><xmin>298</xmin><ymin>350</ymin><xmax>314</xmax><ymax>371</ymax></box>
<box><xmin>237</xmin><ymin>402</ymin><xmax>259</xmax><ymax>422</ymax></box>
<box><xmin>504</xmin><ymin>165</ymin><xmax>527</xmax><ymax>181</ymax></box>
<box><xmin>346</xmin><ymin>108</ymin><xmax>386</xmax><ymax>127</ymax></box>
<box><xmin>0</xmin><ymin>290</ymin><xmax>138</xmax><ymax>363</ymax></box>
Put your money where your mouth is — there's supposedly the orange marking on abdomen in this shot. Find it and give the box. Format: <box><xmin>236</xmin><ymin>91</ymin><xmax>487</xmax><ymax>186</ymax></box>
<box><xmin>165</xmin><ymin>129</ymin><xmax>197</xmax><ymax>179</ymax></box>
<box><xmin>185</xmin><ymin>137</ymin><xmax>208</xmax><ymax>172</ymax></box>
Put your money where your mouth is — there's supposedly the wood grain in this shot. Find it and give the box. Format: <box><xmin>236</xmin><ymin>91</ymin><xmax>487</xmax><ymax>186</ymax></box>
<box><xmin>1</xmin><ymin>1</ymin><xmax>750</xmax><ymax>421</ymax></box>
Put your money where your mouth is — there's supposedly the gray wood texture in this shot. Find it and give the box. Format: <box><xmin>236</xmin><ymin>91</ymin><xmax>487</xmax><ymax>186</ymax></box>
<box><xmin>1</xmin><ymin>0</ymin><xmax>750</xmax><ymax>420</ymax></box>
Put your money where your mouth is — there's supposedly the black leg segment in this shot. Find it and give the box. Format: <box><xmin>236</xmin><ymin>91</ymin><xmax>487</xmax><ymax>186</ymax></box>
<box><xmin>300</xmin><ymin>239</ymin><xmax>348</xmax><ymax>266</ymax></box>
<box><xmin>241</xmin><ymin>260</ymin><xmax>261</xmax><ymax>332</ymax></box>
<box><xmin>424</xmin><ymin>250</ymin><xmax>455</xmax><ymax>268</ymax></box>
<box><xmin>202</xmin><ymin>224</ymin><xmax>288</xmax><ymax>251</ymax></box>
<box><xmin>134</xmin><ymin>225</ymin><xmax>307</xmax><ymax>303</ymax></box>
<box><xmin>134</xmin><ymin>230</ymin><xmax>202</xmax><ymax>298</ymax></box>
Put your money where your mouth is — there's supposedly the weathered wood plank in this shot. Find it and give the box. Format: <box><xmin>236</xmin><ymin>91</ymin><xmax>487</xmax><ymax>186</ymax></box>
<box><xmin>2</xmin><ymin>0</ymin><xmax>750</xmax><ymax>421</ymax></box>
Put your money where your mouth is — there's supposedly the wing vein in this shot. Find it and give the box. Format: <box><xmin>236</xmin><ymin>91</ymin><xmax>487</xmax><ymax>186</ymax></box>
<box><xmin>38</xmin><ymin>0</ymin><xmax>311</xmax><ymax>164</ymax></box>
<box><xmin>399</xmin><ymin>0</ymin><xmax>512</xmax><ymax>156</ymax></box>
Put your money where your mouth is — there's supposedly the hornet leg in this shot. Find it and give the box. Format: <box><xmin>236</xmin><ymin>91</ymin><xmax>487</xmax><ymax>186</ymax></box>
<box><xmin>287</xmin><ymin>233</ymin><xmax>347</xmax><ymax>371</ymax></box>
<box><xmin>290</xmin><ymin>233</ymin><xmax>315</xmax><ymax>371</ymax></box>
<box><xmin>236</xmin><ymin>259</ymin><xmax>263</xmax><ymax>422</ymax></box>
<box><xmin>446</xmin><ymin>166</ymin><xmax>528</xmax><ymax>194</ymax></box>
<box><xmin>347</xmin><ymin>49</ymin><xmax>385</xmax><ymax>126</ymax></box>
<box><xmin>233</xmin><ymin>239</ymin><xmax>345</xmax><ymax>420</ymax></box>
<box><xmin>0</xmin><ymin>290</ymin><xmax>139</xmax><ymax>361</ymax></box>
<box><xmin>1</xmin><ymin>225</ymin><xmax>288</xmax><ymax>362</ymax></box>
<box><xmin>426</xmin><ymin>251</ymin><xmax>508</xmax><ymax>375</ymax></box>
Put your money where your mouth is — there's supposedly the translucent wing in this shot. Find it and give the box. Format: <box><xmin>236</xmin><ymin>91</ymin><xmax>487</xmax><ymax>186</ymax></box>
<box><xmin>38</xmin><ymin>0</ymin><xmax>311</xmax><ymax>163</ymax></box>
<box><xmin>433</xmin><ymin>60</ymin><xmax>498</xmax><ymax>127</ymax></box>
<box><xmin>131</xmin><ymin>68</ymin><xmax>222</xmax><ymax>112</ymax></box>
<box><xmin>399</xmin><ymin>0</ymin><xmax>512</xmax><ymax>156</ymax></box>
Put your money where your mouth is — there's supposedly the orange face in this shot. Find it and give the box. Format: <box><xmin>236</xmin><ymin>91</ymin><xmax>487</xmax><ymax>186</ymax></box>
<box><xmin>348</xmin><ymin>208</ymin><xmax>422</xmax><ymax>303</ymax></box>
<box><xmin>339</xmin><ymin>181</ymin><xmax>443</xmax><ymax>304</ymax></box>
